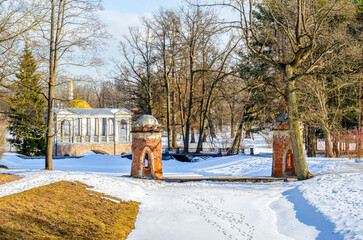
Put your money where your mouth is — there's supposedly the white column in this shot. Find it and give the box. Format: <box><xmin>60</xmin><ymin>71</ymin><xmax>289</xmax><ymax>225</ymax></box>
<box><xmin>90</xmin><ymin>117</ymin><xmax>94</xmax><ymax>143</ymax></box>
<box><xmin>98</xmin><ymin>118</ymin><xmax>102</xmax><ymax>142</ymax></box>
<box><xmin>105</xmin><ymin>118</ymin><xmax>109</xmax><ymax>143</ymax></box>
<box><xmin>71</xmin><ymin>118</ymin><xmax>74</xmax><ymax>143</ymax></box>
<box><xmin>114</xmin><ymin>118</ymin><xmax>119</xmax><ymax>144</ymax></box>
<box><xmin>80</xmin><ymin>118</ymin><xmax>83</xmax><ymax>142</ymax></box>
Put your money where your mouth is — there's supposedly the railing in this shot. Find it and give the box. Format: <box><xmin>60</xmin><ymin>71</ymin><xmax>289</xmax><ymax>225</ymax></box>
<box><xmin>315</xmin><ymin>130</ymin><xmax>363</xmax><ymax>157</ymax></box>
<box><xmin>162</xmin><ymin>147</ymin><xmax>253</xmax><ymax>155</ymax></box>
<box><xmin>120</xmin><ymin>136</ymin><xmax>128</xmax><ymax>142</ymax></box>
<box><xmin>61</xmin><ymin>136</ymin><xmax>71</xmax><ymax>143</ymax></box>
<box><xmin>58</xmin><ymin>135</ymin><xmax>131</xmax><ymax>144</ymax></box>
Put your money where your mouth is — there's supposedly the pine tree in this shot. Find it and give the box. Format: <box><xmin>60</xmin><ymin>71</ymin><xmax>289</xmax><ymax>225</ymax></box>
<box><xmin>8</xmin><ymin>47</ymin><xmax>46</xmax><ymax>156</ymax></box>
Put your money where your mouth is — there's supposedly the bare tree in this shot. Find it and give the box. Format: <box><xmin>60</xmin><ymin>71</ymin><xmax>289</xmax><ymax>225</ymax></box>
<box><xmin>116</xmin><ymin>22</ymin><xmax>158</xmax><ymax>115</ymax></box>
<box><xmin>195</xmin><ymin>36</ymin><xmax>239</xmax><ymax>152</ymax></box>
<box><xmin>177</xmin><ymin>6</ymin><xmax>224</xmax><ymax>153</ymax></box>
<box><xmin>199</xmin><ymin>0</ymin><xmax>357</xmax><ymax>179</ymax></box>
<box><xmin>149</xmin><ymin>9</ymin><xmax>181</xmax><ymax>149</ymax></box>
<box><xmin>0</xmin><ymin>0</ymin><xmax>45</xmax><ymax>83</ymax></box>
<box><xmin>36</xmin><ymin>0</ymin><xmax>107</xmax><ymax>170</ymax></box>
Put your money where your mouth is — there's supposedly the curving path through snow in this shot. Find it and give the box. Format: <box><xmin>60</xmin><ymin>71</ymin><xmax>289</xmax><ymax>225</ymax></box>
<box><xmin>0</xmin><ymin>151</ymin><xmax>362</xmax><ymax>239</ymax></box>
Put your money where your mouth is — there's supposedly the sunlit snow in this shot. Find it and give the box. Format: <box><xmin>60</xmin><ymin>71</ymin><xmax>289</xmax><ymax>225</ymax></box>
<box><xmin>0</xmin><ymin>135</ymin><xmax>362</xmax><ymax>240</ymax></box>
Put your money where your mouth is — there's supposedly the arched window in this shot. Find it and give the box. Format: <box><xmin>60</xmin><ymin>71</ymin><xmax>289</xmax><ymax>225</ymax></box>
<box><xmin>120</xmin><ymin>120</ymin><xmax>127</xmax><ymax>139</ymax></box>
<box><xmin>86</xmin><ymin>118</ymin><xmax>91</xmax><ymax>136</ymax></box>
<box><xmin>74</xmin><ymin>118</ymin><xmax>81</xmax><ymax>136</ymax></box>
<box><xmin>102</xmin><ymin>118</ymin><xmax>107</xmax><ymax>136</ymax></box>
<box><xmin>286</xmin><ymin>149</ymin><xmax>293</xmax><ymax>168</ymax></box>
<box><xmin>140</xmin><ymin>147</ymin><xmax>153</xmax><ymax>172</ymax></box>
<box><xmin>61</xmin><ymin>120</ymin><xmax>71</xmax><ymax>136</ymax></box>
<box><xmin>108</xmin><ymin>119</ymin><xmax>114</xmax><ymax>136</ymax></box>
<box><xmin>145</xmin><ymin>152</ymin><xmax>149</xmax><ymax>169</ymax></box>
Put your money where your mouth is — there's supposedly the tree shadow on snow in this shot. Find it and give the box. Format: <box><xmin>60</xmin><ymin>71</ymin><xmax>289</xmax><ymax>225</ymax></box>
<box><xmin>282</xmin><ymin>187</ymin><xmax>343</xmax><ymax>240</ymax></box>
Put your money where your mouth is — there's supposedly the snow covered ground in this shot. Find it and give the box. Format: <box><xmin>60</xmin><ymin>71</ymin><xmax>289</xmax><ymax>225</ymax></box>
<box><xmin>0</xmin><ymin>136</ymin><xmax>362</xmax><ymax>240</ymax></box>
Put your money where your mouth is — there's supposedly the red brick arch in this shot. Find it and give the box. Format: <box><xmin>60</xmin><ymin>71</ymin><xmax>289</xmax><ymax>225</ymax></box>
<box><xmin>139</xmin><ymin>147</ymin><xmax>155</xmax><ymax>178</ymax></box>
<box><xmin>282</xmin><ymin>146</ymin><xmax>295</xmax><ymax>176</ymax></box>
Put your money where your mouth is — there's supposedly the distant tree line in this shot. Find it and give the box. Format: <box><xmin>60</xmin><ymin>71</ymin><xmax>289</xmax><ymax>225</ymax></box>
<box><xmin>97</xmin><ymin>1</ymin><xmax>360</xmax><ymax>179</ymax></box>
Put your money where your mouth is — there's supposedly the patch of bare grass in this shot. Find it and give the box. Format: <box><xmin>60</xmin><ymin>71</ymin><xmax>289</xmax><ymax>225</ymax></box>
<box><xmin>0</xmin><ymin>174</ymin><xmax>22</xmax><ymax>185</ymax></box>
<box><xmin>0</xmin><ymin>181</ymin><xmax>139</xmax><ymax>240</ymax></box>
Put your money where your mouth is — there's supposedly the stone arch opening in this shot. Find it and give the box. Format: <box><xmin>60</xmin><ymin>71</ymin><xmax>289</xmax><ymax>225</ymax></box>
<box><xmin>145</xmin><ymin>152</ymin><xmax>149</xmax><ymax>169</ymax></box>
<box><xmin>90</xmin><ymin>149</ymin><xmax>108</xmax><ymax>155</ymax></box>
<box><xmin>139</xmin><ymin>147</ymin><xmax>154</xmax><ymax>178</ymax></box>
<box><xmin>78</xmin><ymin>148</ymin><xmax>110</xmax><ymax>156</ymax></box>
<box><xmin>282</xmin><ymin>146</ymin><xmax>295</xmax><ymax>176</ymax></box>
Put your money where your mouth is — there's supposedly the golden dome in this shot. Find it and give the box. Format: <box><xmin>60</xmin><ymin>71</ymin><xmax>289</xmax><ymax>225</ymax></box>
<box><xmin>67</xmin><ymin>97</ymin><xmax>92</xmax><ymax>109</ymax></box>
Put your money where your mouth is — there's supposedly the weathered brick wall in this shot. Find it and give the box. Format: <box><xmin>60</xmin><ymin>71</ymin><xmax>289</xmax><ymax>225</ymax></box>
<box><xmin>272</xmin><ymin>125</ymin><xmax>297</xmax><ymax>177</ymax></box>
<box><xmin>53</xmin><ymin>143</ymin><xmax>131</xmax><ymax>156</ymax></box>
<box><xmin>131</xmin><ymin>131</ymin><xmax>163</xmax><ymax>179</ymax></box>
<box><xmin>272</xmin><ymin>131</ymin><xmax>291</xmax><ymax>177</ymax></box>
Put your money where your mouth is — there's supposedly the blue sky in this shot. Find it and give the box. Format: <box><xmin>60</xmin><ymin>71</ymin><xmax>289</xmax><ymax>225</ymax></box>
<box><xmin>101</xmin><ymin>0</ymin><xmax>184</xmax><ymax>40</ymax></box>
<box><xmin>70</xmin><ymin>1</ymin><xmax>236</xmax><ymax>78</ymax></box>
<box><xmin>103</xmin><ymin>0</ymin><xmax>182</xmax><ymax>15</ymax></box>
<box><xmin>74</xmin><ymin>0</ymin><xmax>185</xmax><ymax>77</ymax></box>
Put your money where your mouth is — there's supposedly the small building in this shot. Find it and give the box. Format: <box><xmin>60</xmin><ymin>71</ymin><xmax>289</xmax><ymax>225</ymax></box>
<box><xmin>53</xmin><ymin>98</ymin><xmax>132</xmax><ymax>156</ymax></box>
<box><xmin>272</xmin><ymin>114</ymin><xmax>296</xmax><ymax>177</ymax></box>
<box><xmin>131</xmin><ymin>115</ymin><xmax>163</xmax><ymax>179</ymax></box>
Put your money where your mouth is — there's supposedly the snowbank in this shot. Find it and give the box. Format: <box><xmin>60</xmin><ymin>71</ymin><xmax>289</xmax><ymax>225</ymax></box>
<box><xmin>0</xmin><ymin>144</ymin><xmax>362</xmax><ymax>239</ymax></box>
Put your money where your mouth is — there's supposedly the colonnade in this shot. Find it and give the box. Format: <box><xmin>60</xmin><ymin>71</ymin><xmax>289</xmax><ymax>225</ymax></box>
<box><xmin>55</xmin><ymin>117</ymin><xmax>131</xmax><ymax>144</ymax></box>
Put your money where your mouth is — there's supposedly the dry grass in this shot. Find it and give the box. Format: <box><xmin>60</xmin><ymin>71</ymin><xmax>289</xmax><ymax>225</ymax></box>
<box><xmin>0</xmin><ymin>174</ymin><xmax>22</xmax><ymax>185</ymax></box>
<box><xmin>0</xmin><ymin>181</ymin><xmax>140</xmax><ymax>240</ymax></box>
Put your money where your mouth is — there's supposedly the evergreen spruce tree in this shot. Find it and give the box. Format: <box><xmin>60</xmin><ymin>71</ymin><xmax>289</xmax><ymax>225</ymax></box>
<box><xmin>9</xmin><ymin>47</ymin><xmax>46</xmax><ymax>156</ymax></box>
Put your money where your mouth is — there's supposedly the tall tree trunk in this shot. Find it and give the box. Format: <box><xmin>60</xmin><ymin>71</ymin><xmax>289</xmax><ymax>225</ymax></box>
<box><xmin>183</xmin><ymin>57</ymin><xmax>195</xmax><ymax>153</ymax></box>
<box><xmin>230</xmin><ymin>112</ymin><xmax>236</xmax><ymax>139</ymax></box>
<box><xmin>285</xmin><ymin>67</ymin><xmax>309</xmax><ymax>180</ymax></box>
<box><xmin>45</xmin><ymin>0</ymin><xmax>56</xmax><ymax>170</ymax></box>
<box><xmin>171</xmin><ymin>90</ymin><xmax>177</xmax><ymax>148</ymax></box>
<box><xmin>147</xmin><ymin>92</ymin><xmax>153</xmax><ymax>115</ymax></box>
<box><xmin>196</xmin><ymin>92</ymin><xmax>206</xmax><ymax>153</ymax></box>
<box><xmin>358</xmin><ymin>73</ymin><xmax>362</xmax><ymax>157</ymax></box>
<box><xmin>307</xmin><ymin>125</ymin><xmax>316</xmax><ymax>157</ymax></box>
<box><xmin>208</xmin><ymin>111</ymin><xmax>217</xmax><ymax>139</ymax></box>
<box><xmin>202</xmin><ymin>131</ymin><xmax>207</xmax><ymax>142</ymax></box>
<box><xmin>196</xmin><ymin>108</ymin><xmax>216</xmax><ymax>153</ymax></box>
<box><xmin>236</xmin><ymin>131</ymin><xmax>242</xmax><ymax>154</ymax></box>
<box><xmin>191</xmin><ymin>127</ymin><xmax>196</xmax><ymax>143</ymax></box>
<box><xmin>165</xmin><ymin>73</ymin><xmax>171</xmax><ymax>149</ymax></box>
<box><xmin>323</xmin><ymin>127</ymin><xmax>334</xmax><ymax>157</ymax></box>
<box><xmin>230</xmin><ymin>118</ymin><xmax>244</xmax><ymax>154</ymax></box>
<box><xmin>218</xmin><ymin>117</ymin><xmax>223</xmax><ymax>132</ymax></box>
<box><xmin>230</xmin><ymin>105</ymin><xmax>252</xmax><ymax>154</ymax></box>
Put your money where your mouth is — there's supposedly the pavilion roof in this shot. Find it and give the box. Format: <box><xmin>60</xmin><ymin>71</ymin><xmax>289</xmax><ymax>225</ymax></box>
<box><xmin>55</xmin><ymin>108</ymin><xmax>132</xmax><ymax>116</ymax></box>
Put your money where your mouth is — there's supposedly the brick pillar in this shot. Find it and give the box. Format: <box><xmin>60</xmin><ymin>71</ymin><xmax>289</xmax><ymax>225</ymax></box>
<box><xmin>131</xmin><ymin>115</ymin><xmax>163</xmax><ymax>179</ymax></box>
<box><xmin>272</xmin><ymin>121</ymin><xmax>296</xmax><ymax>177</ymax></box>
